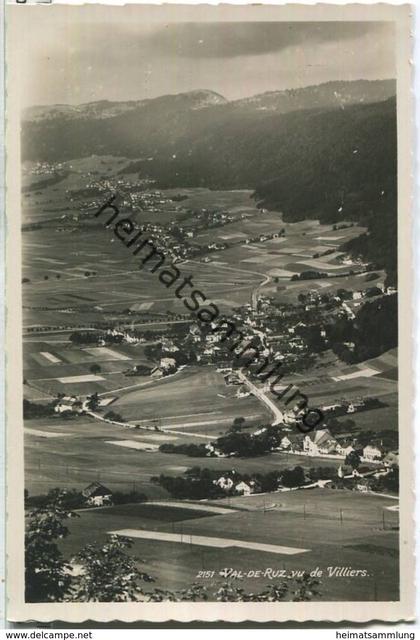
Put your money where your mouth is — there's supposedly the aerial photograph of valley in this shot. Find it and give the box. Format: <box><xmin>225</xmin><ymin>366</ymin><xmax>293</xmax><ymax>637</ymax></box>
<box><xmin>18</xmin><ymin>9</ymin><xmax>400</xmax><ymax>604</ymax></box>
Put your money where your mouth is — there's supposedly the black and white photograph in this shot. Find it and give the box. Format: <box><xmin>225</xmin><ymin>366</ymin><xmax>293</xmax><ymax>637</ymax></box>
<box><xmin>5</xmin><ymin>3</ymin><xmax>414</xmax><ymax>623</ymax></box>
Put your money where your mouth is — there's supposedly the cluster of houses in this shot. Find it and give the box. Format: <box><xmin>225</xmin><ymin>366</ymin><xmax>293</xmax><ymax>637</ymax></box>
<box><xmin>276</xmin><ymin>427</ymin><xmax>397</xmax><ymax>465</ymax></box>
<box><xmin>27</xmin><ymin>161</ymin><xmax>65</xmax><ymax>176</ymax></box>
<box><xmin>54</xmin><ymin>395</ymin><xmax>83</xmax><ymax>415</ymax></box>
<box><xmin>203</xmin><ymin>422</ymin><xmax>398</xmax><ymax>468</ymax></box>
<box><xmin>213</xmin><ymin>473</ymin><xmax>261</xmax><ymax>496</ymax></box>
<box><xmin>244</xmin><ymin>229</ymin><xmax>285</xmax><ymax>245</ymax></box>
<box><xmin>54</xmin><ymin>393</ymin><xmax>114</xmax><ymax>415</ymax></box>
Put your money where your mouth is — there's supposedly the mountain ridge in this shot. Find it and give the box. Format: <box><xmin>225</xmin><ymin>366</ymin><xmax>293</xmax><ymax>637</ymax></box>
<box><xmin>21</xmin><ymin>80</ymin><xmax>397</xmax><ymax>283</ymax></box>
<box><xmin>23</xmin><ymin>79</ymin><xmax>395</xmax><ymax>123</ymax></box>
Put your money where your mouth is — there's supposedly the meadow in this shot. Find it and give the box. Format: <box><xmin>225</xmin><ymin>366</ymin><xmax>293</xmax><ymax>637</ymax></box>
<box><xmin>54</xmin><ymin>489</ymin><xmax>399</xmax><ymax>601</ymax></box>
<box><xmin>24</xmin><ymin>415</ymin><xmax>344</xmax><ymax>497</ymax></box>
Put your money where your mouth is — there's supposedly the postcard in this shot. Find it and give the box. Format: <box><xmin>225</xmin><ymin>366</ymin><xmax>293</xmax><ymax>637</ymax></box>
<box><xmin>5</xmin><ymin>2</ymin><xmax>414</xmax><ymax>623</ymax></box>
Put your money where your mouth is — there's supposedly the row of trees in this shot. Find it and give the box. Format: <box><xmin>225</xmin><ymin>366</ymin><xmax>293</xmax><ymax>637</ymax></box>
<box><xmin>25</xmin><ymin>487</ymin><xmax>147</xmax><ymax>510</ymax></box>
<box><xmin>23</xmin><ymin>398</ymin><xmax>55</xmax><ymax>420</ymax></box>
<box><xmin>215</xmin><ymin>425</ymin><xmax>282</xmax><ymax>457</ymax></box>
<box><xmin>159</xmin><ymin>442</ymin><xmax>208</xmax><ymax>457</ymax></box>
<box><xmin>159</xmin><ymin>430</ymin><xmax>280</xmax><ymax>459</ymax></box>
<box><xmin>152</xmin><ymin>465</ymin><xmax>314</xmax><ymax>499</ymax></box>
<box><xmin>69</xmin><ymin>331</ymin><xmax>124</xmax><ymax>345</ymax></box>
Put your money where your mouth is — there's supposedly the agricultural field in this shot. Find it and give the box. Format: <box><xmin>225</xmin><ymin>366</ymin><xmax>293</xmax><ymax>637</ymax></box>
<box><xmin>56</xmin><ymin>489</ymin><xmax>399</xmax><ymax>601</ymax></box>
<box><xmin>23</xmin><ymin>339</ymin><xmax>156</xmax><ymax>396</ymax></box>
<box><xmin>110</xmin><ymin>366</ymin><xmax>270</xmax><ymax>427</ymax></box>
<box><xmin>22</xmin><ymin>171</ymin><xmax>399</xmax><ymax>604</ymax></box>
<box><xmin>24</xmin><ymin>414</ymin><xmax>345</xmax><ymax>497</ymax></box>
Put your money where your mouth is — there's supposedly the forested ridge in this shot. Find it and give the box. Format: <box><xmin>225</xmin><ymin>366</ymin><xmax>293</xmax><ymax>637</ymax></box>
<box><xmin>23</xmin><ymin>82</ymin><xmax>397</xmax><ymax>282</ymax></box>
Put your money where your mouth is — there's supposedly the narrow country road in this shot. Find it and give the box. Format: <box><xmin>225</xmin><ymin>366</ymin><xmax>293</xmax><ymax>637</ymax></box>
<box><xmin>237</xmin><ymin>371</ymin><xmax>283</xmax><ymax>426</ymax></box>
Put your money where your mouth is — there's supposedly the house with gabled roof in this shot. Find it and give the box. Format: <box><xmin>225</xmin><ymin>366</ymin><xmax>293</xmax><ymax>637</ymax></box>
<box><xmin>362</xmin><ymin>444</ymin><xmax>383</xmax><ymax>462</ymax></box>
<box><xmin>82</xmin><ymin>482</ymin><xmax>113</xmax><ymax>507</ymax></box>
<box><xmin>303</xmin><ymin>428</ymin><xmax>338</xmax><ymax>456</ymax></box>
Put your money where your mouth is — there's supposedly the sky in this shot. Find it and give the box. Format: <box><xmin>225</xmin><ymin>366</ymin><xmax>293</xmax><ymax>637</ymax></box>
<box><xmin>11</xmin><ymin>6</ymin><xmax>396</xmax><ymax>108</ymax></box>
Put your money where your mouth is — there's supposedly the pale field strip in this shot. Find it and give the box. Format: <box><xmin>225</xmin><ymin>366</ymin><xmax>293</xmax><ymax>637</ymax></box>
<box><xmin>39</xmin><ymin>351</ymin><xmax>62</xmax><ymax>364</ymax></box>
<box><xmin>85</xmin><ymin>347</ymin><xmax>131</xmax><ymax>360</ymax></box>
<box><xmin>99</xmin><ymin>397</ymin><xmax>115</xmax><ymax>406</ymax></box>
<box><xmin>131</xmin><ymin>434</ymin><xmax>179</xmax><ymax>441</ymax></box>
<box><xmin>162</xmin><ymin>414</ymin><xmax>262</xmax><ymax>430</ymax></box>
<box><xmin>23</xmin><ymin>242</ymin><xmax>50</xmax><ymax>249</ymax></box>
<box><xmin>331</xmin><ymin>367</ymin><xmax>379</xmax><ymax>382</ymax></box>
<box><xmin>34</xmin><ymin>257</ymin><xmax>66</xmax><ymax>264</ymax></box>
<box><xmin>161</xmin><ymin>430</ymin><xmax>213</xmax><ymax>440</ymax></box>
<box><xmin>110</xmin><ymin>529</ymin><xmax>310</xmax><ymax>555</ymax></box>
<box><xmin>25</xmin><ymin>427</ymin><xmax>71</xmax><ymax>438</ymax></box>
<box><xmin>219</xmin><ymin>233</ymin><xmax>247</xmax><ymax>240</ymax></box>
<box><xmin>313</xmin><ymin>236</ymin><xmax>346</xmax><ymax>241</ymax></box>
<box><xmin>298</xmin><ymin>259</ymin><xmax>347</xmax><ymax>270</ymax></box>
<box><xmin>130</xmin><ymin>411</ymin><xmax>223</xmax><ymax>424</ymax></box>
<box><xmin>146</xmin><ymin>501</ymin><xmax>237</xmax><ymax>515</ymax></box>
<box><xmin>105</xmin><ymin>440</ymin><xmax>159</xmax><ymax>451</ymax></box>
<box><xmin>57</xmin><ymin>374</ymin><xmax>105</xmax><ymax>383</ymax></box>
<box><xmin>266</xmin><ymin>268</ymin><xmax>296</xmax><ymax>276</ymax></box>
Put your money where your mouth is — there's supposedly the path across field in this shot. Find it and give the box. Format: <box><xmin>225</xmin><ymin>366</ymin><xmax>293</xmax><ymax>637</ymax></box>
<box><xmin>110</xmin><ymin>529</ymin><xmax>310</xmax><ymax>555</ymax></box>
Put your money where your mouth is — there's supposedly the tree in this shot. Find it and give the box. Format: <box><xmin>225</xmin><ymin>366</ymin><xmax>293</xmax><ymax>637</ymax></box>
<box><xmin>281</xmin><ymin>466</ymin><xmax>306</xmax><ymax>488</ymax></box>
<box><xmin>345</xmin><ymin>450</ymin><xmax>361</xmax><ymax>470</ymax></box>
<box><xmin>23</xmin><ymin>398</ymin><xmax>55</xmax><ymax>419</ymax></box>
<box><xmin>104</xmin><ymin>410</ymin><xmax>124</xmax><ymax>422</ymax></box>
<box><xmin>25</xmin><ymin>490</ymin><xmax>75</xmax><ymax>602</ymax></box>
<box><xmin>229</xmin><ymin>417</ymin><xmax>245</xmax><ymax>433</ymax></box>
<box><xmin>86</xmin><ymin>392</ymin><xmax>99</xmax><ymax>411</ymax></box>
<box><xmin>89</xmin><ymin>363</ymin><xmax>101</xmax><ymax>374</ymax></box>
<box><xmin>213</xmin><ymin>573</ymin><xmax>319</xmax><ymax>601</ymax></box>
<box><xmin>336</xmin><ymin>288</ymin><xmax>352</xmax><ymax>301</ymax></box>
<box><xmin>365</xmin><ymin>286</ymin><xmax>383</xmax><ymax>298</ymax></box>
<box><xmin>72</xmin><ymin>535</ymin><xmax>154</xmax><ymax>602</ymax></box>
<box><xmin>291</xmin><ymin>573</ymin><xmax>322</xmax><ymax>601</ymax></box>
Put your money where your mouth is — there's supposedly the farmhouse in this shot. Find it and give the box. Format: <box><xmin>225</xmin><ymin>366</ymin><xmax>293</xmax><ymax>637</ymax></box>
<box><xmin>234</xmin><ymin>481</ymin><xmax>253</xmax><ymax>496</ymax></box>
<box><xmin>54</xmin><ymin>395</ymin><xmax>83</xmax><ymax>415</ymax></box>
<box><xmin>82</xmin><ymin>482</ymin><xmax>113</xmax><ymax>507</ymax></box>
<box><xmin>279</xmin><ymin>434</ymin><xmax>303</xmax><ymax>452</ymax></box>
<box><xmin>152</xmin><ymin>357</ymin><xmax>177</xmax><ymax>377</ymax></box>
<box><xmin>363</xmin><ymin>444</ymin><xmax>383</xmax><ymax>462</ymax></box>
<box><xmin>347</xmin><ymin>400</ymin><xmax>365</xmax><ymax>413</ymax></box>
<box><xmin>336</xmin><ymin>443</ymin><xmax>355</xmax><ymax>457</ymax></box>
<box><xmin>280</xmin><ymin>435</ymin><xmax>292</xmax><ymax>449</ymax></box>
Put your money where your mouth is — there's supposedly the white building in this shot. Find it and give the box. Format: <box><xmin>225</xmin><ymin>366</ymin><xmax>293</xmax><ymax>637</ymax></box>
<box><xmin>235</xmin><ymin>481</ymin><xmax>252</xmax><ymax>496</ymax></box>
<box><xmin>363</xmin><ymin>445</ymin><xmax>383</xmax><ymax>462</ymax></box>
<box><xmin>214</xmin><ymin>476</ymin><xmax>234</xmax><ymax>491</ymax></box>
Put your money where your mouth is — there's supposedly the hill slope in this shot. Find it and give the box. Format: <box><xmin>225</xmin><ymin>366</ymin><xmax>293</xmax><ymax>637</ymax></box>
<box><xmin>21</xmin><ymin>81</ymin><xmax>397</xmax><ymax>283</ymax></box>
